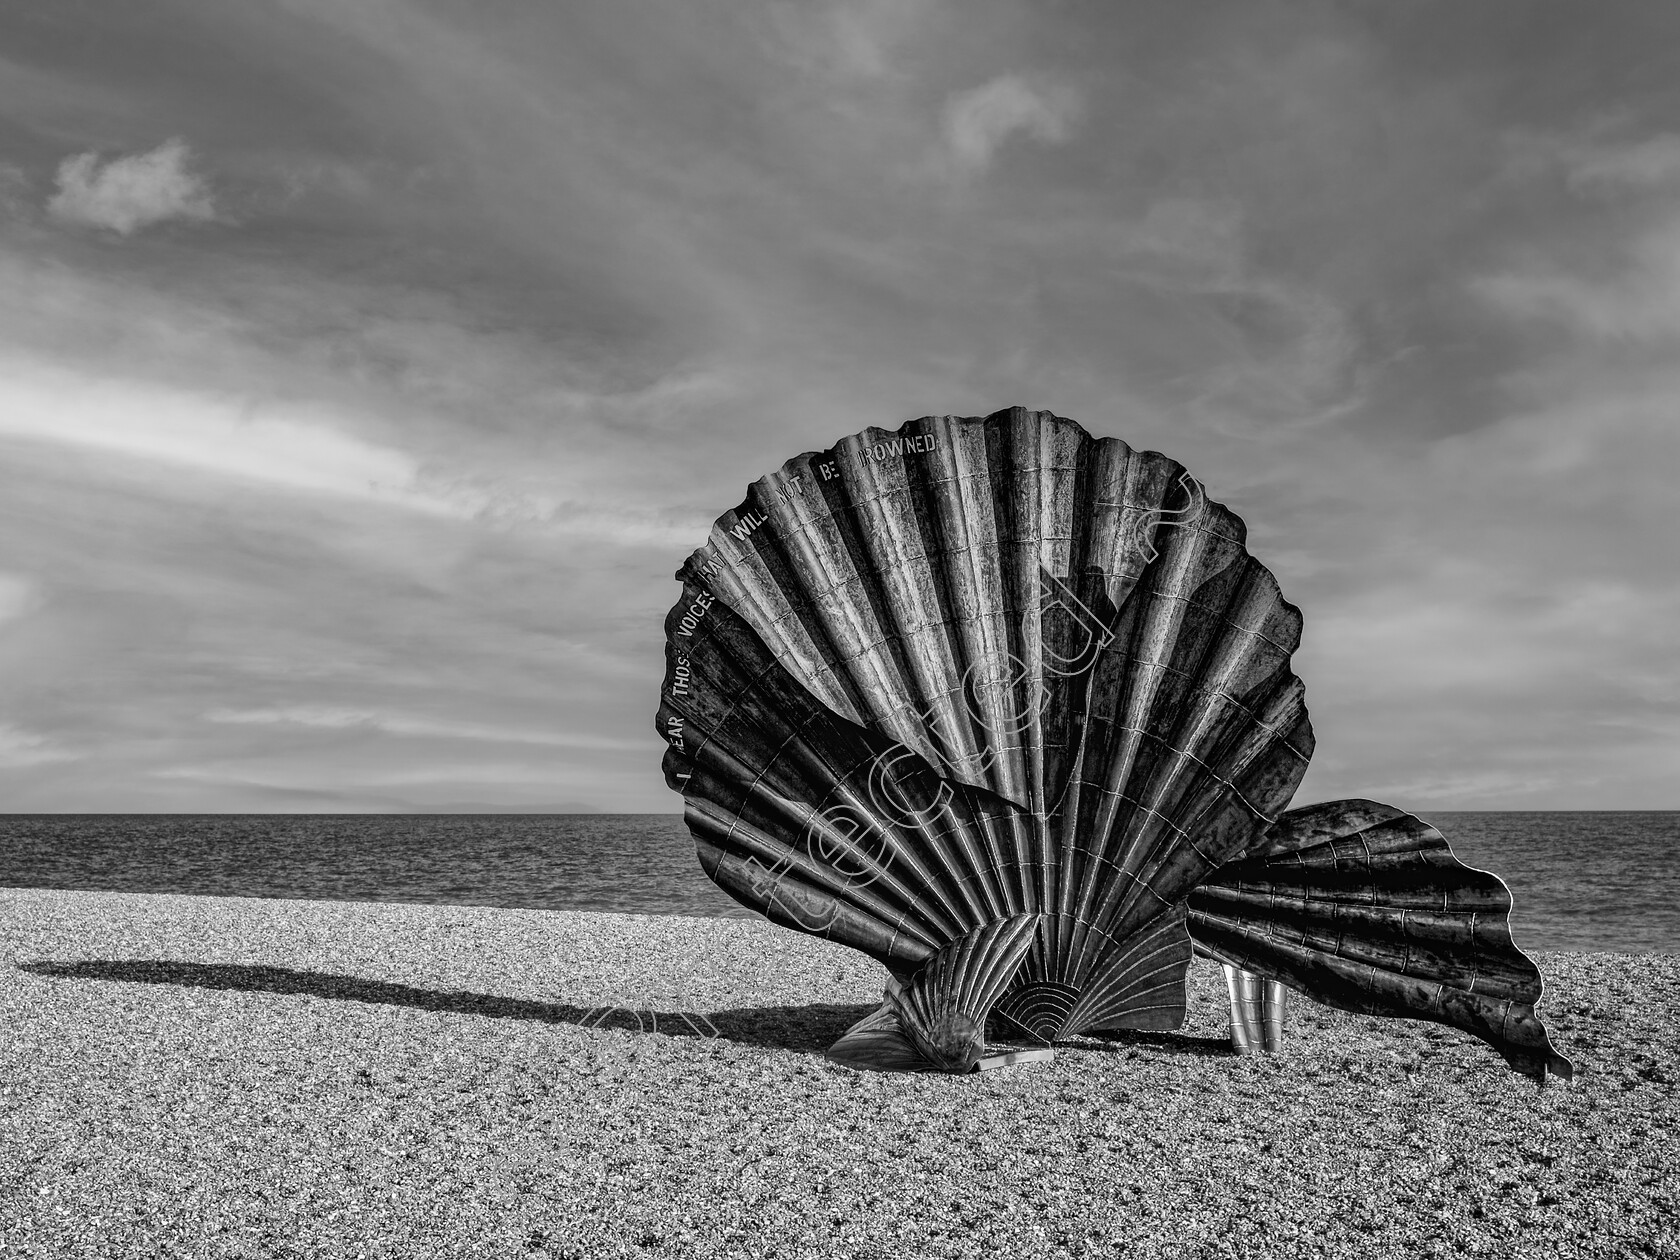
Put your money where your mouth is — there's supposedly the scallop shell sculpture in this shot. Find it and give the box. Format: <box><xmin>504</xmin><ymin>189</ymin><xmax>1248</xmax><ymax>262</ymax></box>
<box><xmin>657</xmin><ymin>407</ymin><xmax>1571</xmax><ymax>1083</ymax></box>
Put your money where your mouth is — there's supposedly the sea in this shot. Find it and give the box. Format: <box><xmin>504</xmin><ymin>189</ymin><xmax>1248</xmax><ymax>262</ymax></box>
<box><xmin>1</xmin><ymin>812</ymin><xmax>1676</xmax><ymax>953</ymax></box>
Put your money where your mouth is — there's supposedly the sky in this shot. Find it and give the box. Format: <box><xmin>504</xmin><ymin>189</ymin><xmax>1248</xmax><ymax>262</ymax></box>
<box><xmin>0</xmin><ymin>0</ymin><xmax>1676</xmax><ymax>813</ymax></box>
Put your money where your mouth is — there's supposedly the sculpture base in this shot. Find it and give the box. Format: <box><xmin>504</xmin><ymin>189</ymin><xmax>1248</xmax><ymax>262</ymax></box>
<box><xmin>971</xmin><ymin>1048</ymin><xmax>1054</xmax><ymax>1072</ymax></box>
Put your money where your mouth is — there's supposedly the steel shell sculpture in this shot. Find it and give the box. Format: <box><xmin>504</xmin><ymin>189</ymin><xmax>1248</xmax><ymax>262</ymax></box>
<box><xmin>657</xmin><ymin>407</ymin><xmax>1572</xmax><ymax>1083</ymax></box>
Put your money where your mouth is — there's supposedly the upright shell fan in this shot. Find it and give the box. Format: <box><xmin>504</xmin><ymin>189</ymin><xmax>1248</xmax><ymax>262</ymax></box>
<box><xmin>657</xmin><ymin>407</ymin><xmax>1571</xmax><ymax>1082</ymax></box>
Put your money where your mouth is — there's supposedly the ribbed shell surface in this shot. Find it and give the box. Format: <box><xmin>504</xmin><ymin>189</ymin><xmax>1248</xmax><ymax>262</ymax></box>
<box><xmin>1188</xmin><ymin>799</ymin><xmax>1574</xmax><ymax>1080</ymax></box>
<box><xmin>660</xmin><ymin>407</ymin><xmax>1315</xmax><ymax>1039</ymax></box>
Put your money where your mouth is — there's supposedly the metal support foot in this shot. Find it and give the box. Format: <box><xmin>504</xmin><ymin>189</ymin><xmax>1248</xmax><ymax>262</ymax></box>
<box><xmin>1222</xmin><ymin>964</ymin><xmax>1287</xmax><ymax>1054</ymax></box>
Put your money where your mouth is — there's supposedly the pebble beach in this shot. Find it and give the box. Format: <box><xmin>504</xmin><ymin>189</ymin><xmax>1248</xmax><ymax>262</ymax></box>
<box><xmin>1</xmin><ymin>887</ymin><xmax>1675</xmax><ymax>1260</ymax></box>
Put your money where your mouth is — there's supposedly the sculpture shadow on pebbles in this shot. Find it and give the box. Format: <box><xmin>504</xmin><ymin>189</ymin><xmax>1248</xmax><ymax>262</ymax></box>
<box><xmin>17</xmin><ymin>956</ymin><xmax>1252</xmax><ymax>1065</ymax></box>
<box><xmin>1069</xmin><ymin>1028</ymin><xmax>1235</xmax><ymax>1058</ymax></box>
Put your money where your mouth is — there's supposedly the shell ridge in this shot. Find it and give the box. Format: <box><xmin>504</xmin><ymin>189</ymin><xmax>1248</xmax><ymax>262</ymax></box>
<box><xmin>786</xmin><ymin>443</ymin><xmax>1021</xmax><ymax>860</ymax></box>
<box><xmin>747</xmin><ymin>456</ymin><xmax>879</xmax><ymax>722</ymax></box>
<box><xmin>659</xmin><ymin>582</ymin><xmax>828</xmax><ymax>785</ymax></box>
<box><xmin>668</xmin><ymin>578</ymin><xmax>985</xmax><ymax>943</ymax></box>
<box><xmin>828</xmin><ymin>432</ymin><xmax>958</xmax><ymax>757</ymax></box>
<box><xmin>982</xmin><ymin>411</ymin><xmax>1046</xmax><ymax>859</ymax></box>
<box><xmin>691</xmin><ymin>781</ymin><xmax>952</xmax><ymax>945</ymax></box>
<box><xmin>839</xmin><ymin>432</ymin><xmax>1029</xmax><ymax>926</ymax></box>
<box><xmin>827</xmin><ymin>434</ymin><xmax>964</xmax><ymax>780</ymax></box>
<box><xmin>1082</xmin><ymin>548</ymin><xmax>1196</xmax><ymax>882</ymax></box>
<box><xmin>1187</xmin><ymin>800</ymin><xmax>1571</xmax><ymax>1080</ymax></box>
<box><xmin>920</xmin><ymin>418</ymin><xmax>1034</xmax><ymax>920</ymax></box>
<box><xmin>967</xmin><ymin>416</ymin><xmax>1049</xmax><ymax>907</ymax></box>
<box><xmin>889</xmin><ymin>912</ymin><xmax>1041</xmax><ymax>1071</ymax></box>
<box><xmin>879</xmin><ymin>780</ymin><xmax>1005</xmax><ymax>931</ymax></box>
<box><xmin>759</xmin><ymin>446</ymin><xmax>921</xmax><ymax>754</ymax></box>
<box><xmin>687</xmin><ymin>809</ymin><xmax>939</xmax><ymax>966</ymax></box>
<box><xmin>694</xmin><ymin>510</ymin><xmax>864</xmax><ymax>723</ymax></box>
<box><xmin>1036</xmin><ymin>417</ymin><xmax>1100</xmax><ymax>837</ymax></box>
<box><xmin>1037</xmin><ymin>419</ymin><xmax>1105</xmax><ymax>976</ymax></box>
<box><xmin>1011</xmin><ymin>414</ymin><xmax>1056</xmax><ymax>918</ymax></box>
<box><xmin>799</xmin><ymin>778</ymin><xmax>974</xmax><ymax>933</ymax></box>
<box><xmin>1193</xmin><ymin>913</ymin><xmax>1566</xmax><ymax>1077</ymax></box>
<box><xmin>788</xmin><ymin>739</ymin><xmax>998</xmax><ymax>938</ymax></box>
<box><xmin>927</xmin><ymin>417</ymin><xmax>1037</xmax><ymax>917</ymax></box>
<box><xmin>1161</xmin><ymin>557</ymin><xmax>1304</xmax><ymax>773</ymax></box>
<box><xmin>1071</xmin><ymin>848</ymin><xmax>1179</xmax><ymax>976</ymax></box>
<box><xmin>673</xmin><ymin>566</ymin><xmax>1073</xmax><ymax>947</ymax></box>
<box><xmin>841</xmin><ymin>422</ymin><xmax>1015</xmax><ymax>922</ymax></box>
<box><xmin>825</xmin><ymin>1002</ymin><xmax>932</xmax><ymax>1073</ymax></box>
<box><xmin>1060</xmin><ymin>903</ymin><xmax>1194</xmax><ymax>1035</ymax></box>
<box><xmin>1065</xmin><ymin>553</ymin><xmax>1206</xmax><ymax>964</ymax></box>
<box><xmin>1103</xmin><ymin>515</ymin><xmax>1256</xmax><ymax>869</ymax></box>
<box><xmin>1150</xmin><ymin>677</ymin><xmax>1313</xmax><ymax>880</ymax></box>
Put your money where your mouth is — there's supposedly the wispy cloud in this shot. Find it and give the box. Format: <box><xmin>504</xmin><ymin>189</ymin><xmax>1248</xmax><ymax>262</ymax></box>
<box><xmin>204</xmin><ymin>706</ymin><xmax>657</xmax><ymax>752</ymax></box>
<box><xmin>0</xmin><ymin>356</ymin><xmax>451</xmax><ymax>509</ymax></box>
<box><xmin>1472</xmin><ymin>216</ymin><xmax>1680</xmax><ymax>341</ymax></box>
<box><xmin>764</xmin><ymin>0</ymin><xmax>933</xmax><ymax>81</ymax></box>
<box><xmin>46</xmin><ymin>137</ymin><xmax>217</xmax><ymax>235</ymax></box>
<box><xmin>0</xmin><ymin>353</ymin><xmax>724</xmax><ymax>550</ymax></box>
<box><xmin>1566</xmin><ymin>134</ymin><xmax>1680</xmax><ymax>190</ymax></box>
<box><xmin>1526</xmin><ymin>130</ymin><xmax>1680</xmax><ymax>193</ymax></box>
<box><xmin>0</xmin><ymin>723</ymin><xmax>79</xmax><ymax>768</ymax></box>
<box><xmin>1480</xmin><ymin>128</ymin><xmax>1680</xmax><ymax>339</ymax></box>
<box><xmin>1358</xmin><ymin>770</ymin><xmax>1568</xmax><ymax>806</ymax></box>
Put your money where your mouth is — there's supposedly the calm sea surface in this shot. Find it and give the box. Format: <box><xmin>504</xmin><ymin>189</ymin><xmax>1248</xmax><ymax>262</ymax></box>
<box><xmin>2</xmin><ymin>812</ymin><xmax>1675</xmax><ymax>953</ymax></box>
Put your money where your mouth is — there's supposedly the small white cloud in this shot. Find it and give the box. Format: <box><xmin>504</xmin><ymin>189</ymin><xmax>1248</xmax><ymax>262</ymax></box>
<box><xmin>47</xmin><ymin>137</ymin><xmax>216</xmax><ymax>236</ymax></box>
<box><xmin>940</xmin><ymin>74</ymin><xmax>1079</xmax><ymax>176</ymax></box>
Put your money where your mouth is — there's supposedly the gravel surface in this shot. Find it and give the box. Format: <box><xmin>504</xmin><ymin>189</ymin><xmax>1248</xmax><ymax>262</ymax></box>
<box><xmin>1</xmin><ymin>887</ymin><xmax>1674</xmax><ymax>1260</ymax></box>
